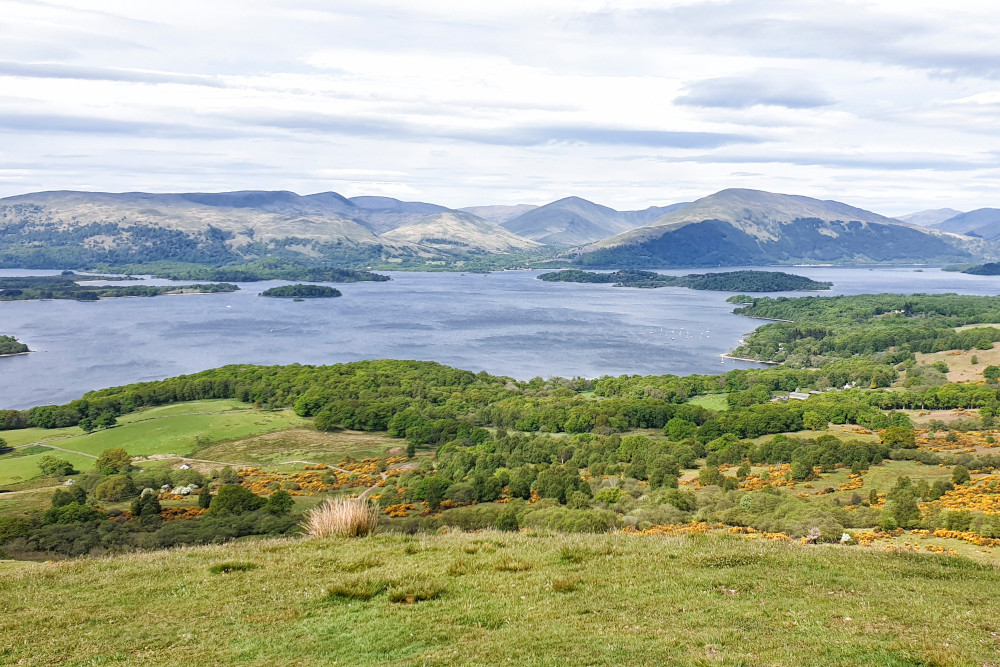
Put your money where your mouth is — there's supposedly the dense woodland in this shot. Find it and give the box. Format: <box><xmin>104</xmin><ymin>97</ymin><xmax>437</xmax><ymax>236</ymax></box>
<box><xmin>0</xmin><ymin>335</ymin><xmax>28</xmax><ymax>355</ymax></box>
<box><xmin>259</xmin><ymin>284</ymin><xmax>342</xmax><ymax>298</ymax></box>
<box><xmin>100</xmin><ymin>258</ymin><xmax>391</xmax><ymax>283</ymax></box>
<box><xmin>538</xmin><ymin>269</ymin><xmax>832</xmax><ymax>291</ymax></box>
<box><xmin>729</xmin><ymin>293</ymin><xmax>1000</xmax><ymax>365</ymax></box>
<box><xmin>0</xmin><ymin>275</ymin><xmax>237</xmax><ymax>301</ymax></box>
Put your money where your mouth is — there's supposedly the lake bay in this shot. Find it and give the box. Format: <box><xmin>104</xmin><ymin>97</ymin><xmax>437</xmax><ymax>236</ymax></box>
<box><xmin>1</xmin><ymin>266</ymin><xmax>998</xmax><ymax>409</ymax></box>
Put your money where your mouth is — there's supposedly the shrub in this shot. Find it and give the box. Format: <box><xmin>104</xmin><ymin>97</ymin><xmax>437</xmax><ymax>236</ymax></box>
<box><xmin>94</xmin><ymin>475</ymin><xmax>135</xmax><ymax>502</ymax></box>
<box><xmin>264</xmin><ymin>490</ymin><xmax>295</xmax><ymax>515</ymax></box>
<box><xmin>495</xmin><ymin>506</ymin><xmax>520</xmax><ymax>532</ymax></box>
<box><xmin>95</xmin><ymin>448</ymin><xmax>132</xmax><ymax>475</ymax></box>
<box><xmin>951</xmin><ymin>465</ymin><xmax>971</xmax><ymax>485</ymax></box>
<box><xmin>209</xmin><ymin>561</ymin><xmax>258</xmax><ymax>574</ymax></box>
<box><xmin>302</xmin><ymin>498</ymin><xmax>379</xmax><ymax>538</ymax></box>
<box><xmin>51</xmin><ymin>486</ymin><xmax>87</xmax><ymax>507</ymax></box>
<box><xmin>209</xmin><ymin>485</ymin><xmax>266</xmax><ymax>515</ymax></box>
<box><xmin>594</xmin><ymin>488</ymin><xmax>624</xmax><ymax>504</ymax></box>
<box><xmin>42</xmin><ymin>502</ymin><xmax>103</xmax><ymax>525</ymax></box>
<box><xmin>37</xmin><ymin>455</ymin><xmax>76</xmax><ymax>477</ymax></box>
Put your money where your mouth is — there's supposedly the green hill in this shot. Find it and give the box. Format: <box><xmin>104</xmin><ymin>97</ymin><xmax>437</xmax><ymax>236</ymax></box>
<box><xmin>2</xmin><ymin>530</ymin><xmax>998</xmax><ymax>665</ymax></box>
<box><xmin>577</xmin><ymin>189</ymin><xmax>984</xmax><ymax>268</ymax></box>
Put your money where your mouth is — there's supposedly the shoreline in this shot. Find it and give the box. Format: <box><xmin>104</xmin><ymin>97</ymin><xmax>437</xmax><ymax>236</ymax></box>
<box><xmin>0</xmin><ymin>350</ymin><xmax>31</xmax><ymax>358</ymax></box>
<box><xmin>720</xmin><ymin>353</ymin><xmax>779</xmax><ymax>365</ymax></box>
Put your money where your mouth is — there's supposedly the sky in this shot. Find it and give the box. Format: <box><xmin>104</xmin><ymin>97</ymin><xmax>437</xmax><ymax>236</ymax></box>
<box><xmin>2</xmin><ymin>0</ymin><xmax>999</xmax><ymax>215</ymax></box>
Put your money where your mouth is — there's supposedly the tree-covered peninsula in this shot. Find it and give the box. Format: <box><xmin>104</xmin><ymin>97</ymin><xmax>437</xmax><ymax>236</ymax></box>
<box><xmin>99</xmin><ymin>258</ymin><xmax>391</xmax><ymax>283</ymax></box>
<box><xmin>259</xmin><ymin>284</ymin><xmax>342</xmax><ymax>298</ymax></box>
<box><xmin>0</xmin><ymin>334</ymin><xmax>29</xmax><ymax>355</ymax></box>
<box><xmin>944</xmin><ymin>262</ymin><xmax>1000</xmax><ymax>276</ymax></box>
<box><xmin>0</xmin><ymin>275</ymin><xmax>238</xmax><ymax>301</ymax></box>
<box><xmin>538</xmin><ymin>269</ymin><xmax>832</xmax><ymax>291</ymax></box>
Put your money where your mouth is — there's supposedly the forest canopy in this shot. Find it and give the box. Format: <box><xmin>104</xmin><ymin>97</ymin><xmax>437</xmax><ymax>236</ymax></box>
<box><xmin>538</xmin><ymin>269</ymin><xmax>832</xmax><ymax>292</ymax></box>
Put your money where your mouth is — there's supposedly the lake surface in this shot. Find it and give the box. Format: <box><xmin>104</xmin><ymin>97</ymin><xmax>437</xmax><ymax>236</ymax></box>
<box><xmin>1</xmin><ymin>266</ymin><xmax>998</xmax><ymax>409</ymax></box>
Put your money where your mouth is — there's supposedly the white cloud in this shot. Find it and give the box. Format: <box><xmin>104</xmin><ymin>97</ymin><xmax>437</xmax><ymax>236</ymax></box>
<box><xmin>0</xmin><ymin>0</ymin><xmax>998</xmax><ymax>214</ymax></box>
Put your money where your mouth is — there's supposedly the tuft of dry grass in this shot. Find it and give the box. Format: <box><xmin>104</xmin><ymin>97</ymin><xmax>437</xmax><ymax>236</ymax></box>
<box><xmin>302</xmin><ymin>497</ymin><xmax>379</xmax><ymax>538</ymax></box>
<box><xmin>388</xmin><ymin>578</ymin><xmax>445</xmax><ymax>604</ymax></box>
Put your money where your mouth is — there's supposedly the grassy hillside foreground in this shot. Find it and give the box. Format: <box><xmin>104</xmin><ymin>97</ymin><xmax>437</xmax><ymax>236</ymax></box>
<box><xmin>3</xmin><ymin>531</ymin><xmax>999</xmax><ymax>666</ymax></box>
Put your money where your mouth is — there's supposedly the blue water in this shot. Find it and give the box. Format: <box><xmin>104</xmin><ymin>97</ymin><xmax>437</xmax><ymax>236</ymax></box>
<box><xmin>0</xmin><ymin>266</ymin><xmax>997</xmax><ymax>409</ymax></box>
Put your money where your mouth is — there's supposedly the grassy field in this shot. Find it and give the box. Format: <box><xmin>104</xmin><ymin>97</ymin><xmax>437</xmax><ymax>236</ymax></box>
<box><xmin>914</xmin><ymin>340</ymin><xmax>1000</xmax><ymax>383</ymax></box>
<box><xmin>686</xmin><ymin>394</ymin><xmax>730</xmax><ymax>411</ymax></box>
<box><xmin>0</xmin><ymin>400</ymin><xmax>309</xmax><ymax>487</ymax></box>
<box><xmin>2</xmin><ymin>530</ymin><xmax>999</xmax><ymax>665</ymax></box>
<box><xmin>194</xmin><ymin>428</ymin><xmax>403</xmax><ymax>467</ymax></box>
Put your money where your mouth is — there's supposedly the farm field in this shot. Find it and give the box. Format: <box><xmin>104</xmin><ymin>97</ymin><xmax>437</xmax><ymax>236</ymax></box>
<box><xmin>0</xmin><ymin>400</ymin><xmax>309</xmax><ymax>487</ymax></box>
<box><xmin>2</xmin><ymin>530</ymin><xmax>999</xmax><ymax>666</ymax></box>
<box><xmin>685</xmin><ymin>393</ymin><xmax>730</xmax><ymax>411</ymax></box>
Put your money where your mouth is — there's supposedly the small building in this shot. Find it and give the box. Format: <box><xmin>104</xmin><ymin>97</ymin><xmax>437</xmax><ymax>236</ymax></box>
<box><xmin>788</xmin><ymin>392</ymin><xmax>810</xmax><ymax>401</ymax></box>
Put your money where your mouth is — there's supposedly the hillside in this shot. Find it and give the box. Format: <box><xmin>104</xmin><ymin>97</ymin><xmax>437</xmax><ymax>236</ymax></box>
<box><xmin>500</xmin><ymin>197</ymin><xmax>688</xmax><ymax>246</ymax></box>
<box><xmin>579</xmin><ymin>189</ymin><xmax>984</xmax><ymax>268</ymax></box>
<box><xmin>0</xmin><ymin>190</ymin><xmax>540</xmax><ymax>268</ymax></box>
<box><xmin>381</xmin><ymin>211</ymin><xmax>541</xmax><ymax>253</ymax></box>
<box><xmin>933</xmin><ymin>208</ymin><xmax>1000</xmax><ymax>239</ymax></box>
<box><xmin>897</xmin><ymin>208</ymin><xmax>963</xmax><ymax>226</ymax></box>
<box><xmin>3</xmin><ymin>530</ymin><xmax>998</xmax><ymax>665</ymax></box>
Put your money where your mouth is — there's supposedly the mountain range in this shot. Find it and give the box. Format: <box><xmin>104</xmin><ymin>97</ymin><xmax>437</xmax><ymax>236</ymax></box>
<box><xmin>929</xmin><ymin>209</ymin><xmax>1000</xmax><ymax>240</ymax></box>
<box><xmin>0</xmin><ymin>187</ymin><xmax>992</xmax><ymax>269</ymax></box>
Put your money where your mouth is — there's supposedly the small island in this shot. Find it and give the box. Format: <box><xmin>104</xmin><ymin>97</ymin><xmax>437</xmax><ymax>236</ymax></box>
<box><xmin>259</xmin><ymin>284</ymin><xmax>342</xmax><ymax>298</ymax></box>
<box><xmin>98</xmin><ymin>259</ymin><xmax>391</xmax><ymax>283</ymax></box>
<box><xmin>537</xmin><ymin>269</ymin><xmax>832</xmax><ymax>292</ymax></box>
<box><xmin>944</xmin><ymin>263</ymin><xmax>1000</xmax><ymax>276</ymax></box>
<box><xmin>0</xmin><ymin>334</ymin><xmax>29</xmax><ymax>356</ymax></box>
<box><xmin>0</xmin><ymin>275</ymin><xmax>239</xmax><ymax>301</ymax></box>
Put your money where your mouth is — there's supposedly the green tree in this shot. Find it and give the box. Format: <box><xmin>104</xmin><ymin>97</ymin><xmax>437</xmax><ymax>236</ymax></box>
<box><xmin>494</xmin><ymin>506</ymin><xmax>519</xmax><ymax>531</ymax></box>
<box><xmin>985</xmin><ymin>365</ymin><xmax>1000</xmax><ymax>382</ymax></box>
<box><xmin>264</xmin><ymin>490</ymin><xmax>295</xmax><ymax>515</ymax></box>
<box><xmin>665</xmin><ymin>418</ymin><xmax>698</xmax><ymax>441</ymax></box>
<box><xmin>38</xmin><ymin>455</ymin><xmax>76</xmax><ymax>477</ymax></box>
<box><xmin>198</xmin><ymin>486</ymin><xmax>213</xmax><ymax>509</ymax></box>
<box><xmin>885</xmin><ymin>476</ymin><xmax>921</xmax><ymax>528</ymax></box>
<box><xmin>94</xmin><ymin>474</ymin><xmax>135</xmax><ymax>502</ymax></box>
<box><xmin>802</xmin><ymin>411</ymin><xmax>827</xmax><ymax>431</ymax></box>
<box><xmin>951</xmin><ymin>465</ymin><xmax>971</xmax><ymax>486</ymax></box>
<box><xmin>51</xmin><ymin>485</ymin><xmax>86</xmax><ymax>507</ymax></box>
<box><xmin>698</xmin><ymin>465</ymin><xmax>725</xmax><ymax>487</ymax></box>
<box><xmin>880</xmin><ymin>426</ymin><xmax>916</xmax><ymax>449</ymax></box>
<box><xmin>95</xmin><ymin>448</ymin><xmax>132</xmax><ymax>475</ymax></box>
<box><xmin>209</xmin><ymin>484</ymin><xmax>266</xmax><ymax>515</ymax></box>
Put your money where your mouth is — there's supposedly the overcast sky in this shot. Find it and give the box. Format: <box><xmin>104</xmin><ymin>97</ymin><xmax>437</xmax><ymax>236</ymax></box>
<box><xmin>2</xmin><ymin>0</ymin><xmax>999</xmax><ymax>214</ymax></box>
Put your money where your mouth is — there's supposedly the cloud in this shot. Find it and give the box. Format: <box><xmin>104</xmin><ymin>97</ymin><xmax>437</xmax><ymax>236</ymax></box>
<box><xmin>0</xmin><ymin>61</ymin><xmax>227</xmax><ymax>87</ymax></box>
<box><xmin>228</xmin><ymin>110</ymin><xmax>759</xmax><ymax>148</ymax></box>
<box><xmin>676</xmin><ymin>72</ymin><xmax>834</xmax><ymax>109</ymax></box>
<box><xmin>666</xmin><ymin>151</ymin><xmax>990</xmax><ymax>172</ymax></box>
<box><xmin>0</xmin><ymin>112</ymin><xmax>239</xmax><ymax>138</ymax></box>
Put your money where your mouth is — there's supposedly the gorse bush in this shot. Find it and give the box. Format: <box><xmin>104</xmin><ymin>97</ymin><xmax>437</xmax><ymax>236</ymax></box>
<box><xmin>303</xmin><ymin>498</ymin><xmax>379</xmax><ymax>538</ymax></box>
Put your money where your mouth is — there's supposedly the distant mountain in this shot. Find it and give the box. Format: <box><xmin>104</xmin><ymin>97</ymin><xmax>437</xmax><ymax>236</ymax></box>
<box><xmin>897</xmin><ymin>208</ymin><xmax>963</xmax><ymax>227</ymax></box>
<box><xmin>0</xmin><ymin>190</ymin><xmax>537</xmax><ymax>268</ymax></box>
<box><xmin>578</xmin><ymin>189</ymin><xmax>984</xmax><ymax>268</ymax></box>
<box><xmin>932</xmin><ymin>209</ymin><xmax>1000</xmax><ymax>239</ymax></box>
<box><xmin>459</xmin><ymin>204</ymin><xmax>538</xmax><ymax>224</ymax></box>
<box><xmin>381</xmin><ymin>211</ymin><xmax>541</xmax><ymax>253</ymax></box>
<box><xmin>345</xmin><ymin>196</ymin><xmax>451</xmax><ymax>234</ymax></box>
<box><xmin>501</xmin><ymin>197</ymin><xmax>689</xmax><ymax>246</ymax></box>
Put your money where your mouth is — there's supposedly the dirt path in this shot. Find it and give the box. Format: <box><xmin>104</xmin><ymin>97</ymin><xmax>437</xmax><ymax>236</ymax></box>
<box><xmin>13</xmin><ymin>442</ymin><xmax>98</xmax><ymax>458</ymax></box>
